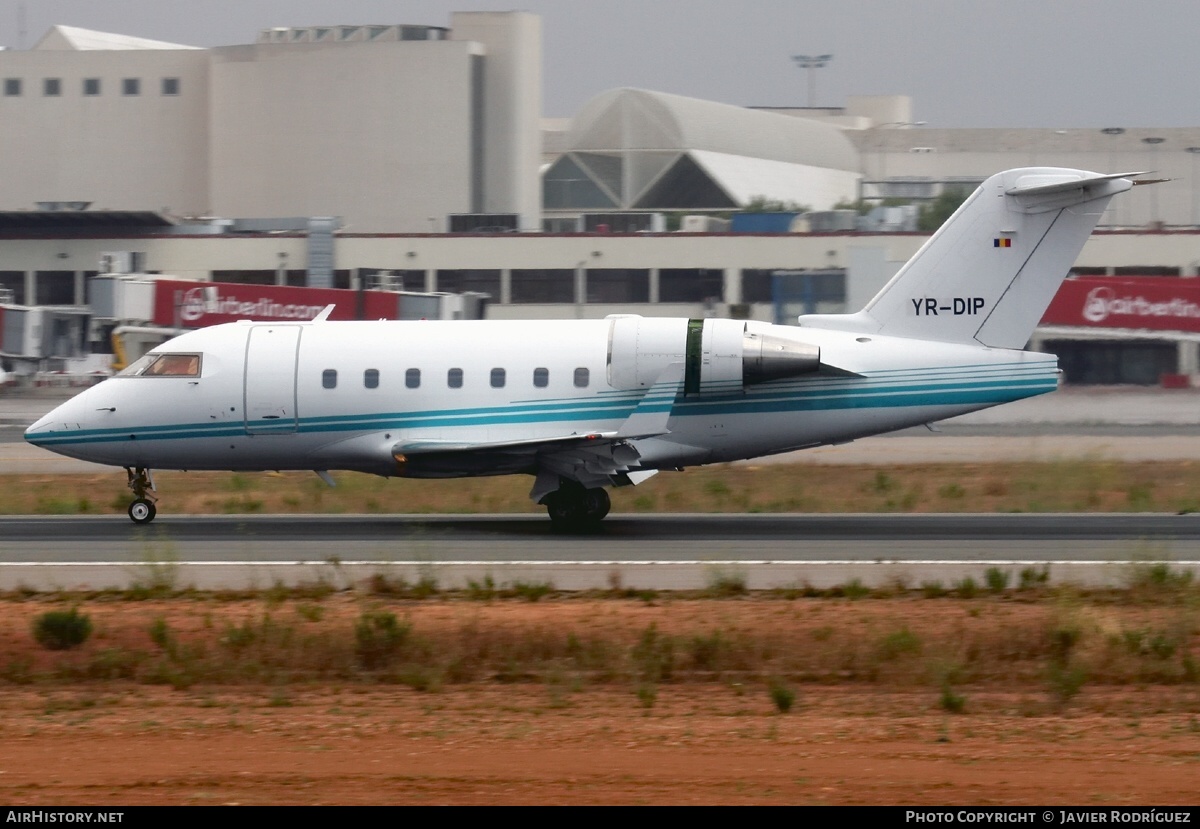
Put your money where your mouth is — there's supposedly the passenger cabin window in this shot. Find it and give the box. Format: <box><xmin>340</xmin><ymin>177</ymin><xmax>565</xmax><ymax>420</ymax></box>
<box><xmin>83</xmin><ymin>78</ymin><xmax>101</xmax><ymax>96</ymax></box>
<box><xmin>533</xmin><ymin>367</ymin><xmax>549</xmax><ymax>388</ymax></box>
<box><xmin>364</xmin><ymin>369</ymin><xmax>379</xmax><ymax>389</ymax></box>
<box><xmin>490</xmin><ymin>368</ymin><xmax>506</xmax><ymax>388</ymax></box>
<box><xmin>3</xmin><ymin>78</ymin><xmax>20</xmax><ymax>97</ymax></box>
<box><xmin>405</xmin><ymin>368</ymin><xmax>421</xmax><ymax>389</ymax></box>
<box><xmin>122</xmin><ymin>78</ymin><xmax>140</xmax><ymax>96</ymax></box>
<box><xmin>43</xmin><ymin>78</ymin><xmax>61</xmax><ymax>97</ymax></box>
<box><xmin>322</xmin><ymin>369</ymin><xmax>337</xmax><ymax>389</ymax></box>
<box><xmin>117</xmin><ymin>353</ymin><xmax>201</xmax><ymax>378</ymax></box>
<box><xmin>447</xmin><ymin>368</ymin><xmax>463</xmax><ymax>389</ymax></box>
<box><xmin>574</xmin><ymin>367</ymin><xmax>590</xmax><ymax>388</ymax></box>
<box><xmin>162</xmin><ymin>77</ymin><xmax>180</xmax><ymax>96</ymax></box>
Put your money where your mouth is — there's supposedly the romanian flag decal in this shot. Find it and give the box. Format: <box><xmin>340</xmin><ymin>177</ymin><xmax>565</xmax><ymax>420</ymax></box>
<box><xmin>993</xmin><ymin>237</ymin><xmax>1012</xmax><ymax>248</ymax></box>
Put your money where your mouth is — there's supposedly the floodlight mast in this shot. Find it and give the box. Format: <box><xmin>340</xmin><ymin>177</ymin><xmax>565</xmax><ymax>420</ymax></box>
<box><xmin>792</xmin><ymin>53</ymin><xmax>833</xmax><ymax>108</ymax></box>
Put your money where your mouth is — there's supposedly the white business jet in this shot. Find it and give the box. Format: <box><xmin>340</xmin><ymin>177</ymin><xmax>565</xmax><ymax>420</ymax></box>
<box><xmin>26</xmin><ymin>168</ymin><xmax>1138</xmax><ymax>528</ymax></box>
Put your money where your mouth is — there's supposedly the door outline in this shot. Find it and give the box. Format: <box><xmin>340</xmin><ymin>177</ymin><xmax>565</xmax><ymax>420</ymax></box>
<box><xmin>243</xmin><ymin>325</ymin><xmax>301</xmax><ymax>434</ymax></box>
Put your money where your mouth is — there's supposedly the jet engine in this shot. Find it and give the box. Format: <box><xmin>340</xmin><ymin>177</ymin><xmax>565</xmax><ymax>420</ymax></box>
<box><xmin>606</xmin><ymin>316</ymin><xmax>821</xmax><ymax>396</ymax></box>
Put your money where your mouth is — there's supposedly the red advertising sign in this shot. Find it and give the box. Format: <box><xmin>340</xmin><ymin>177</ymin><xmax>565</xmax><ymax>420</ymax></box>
<box><xmin>151</xmin><ymin>280</ymin><xmax>400</xmax><ymax>328</ymax></box>
<box><xmin>1041</xmin><ymin>276</ymin><xmax>1200</xmax><ymax>333</ymax></box>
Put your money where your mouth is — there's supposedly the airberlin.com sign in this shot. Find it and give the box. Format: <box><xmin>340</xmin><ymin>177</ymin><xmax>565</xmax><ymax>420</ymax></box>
<box><xmin>1041</xmin><ymin>277</ymin><xmax>1200</xmax><ymax>333</ymax></box>
<box><xmin>151</xmin><ymin>280</ymin><xmax>399</xmax><ymax>327</ymax></box>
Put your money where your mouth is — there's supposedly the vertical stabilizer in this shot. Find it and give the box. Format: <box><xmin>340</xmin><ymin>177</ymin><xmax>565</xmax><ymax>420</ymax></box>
<box><xmin>799</xmin><ymin>168</ymin><xmax>1136</xmax><ymax>348</ymax></box>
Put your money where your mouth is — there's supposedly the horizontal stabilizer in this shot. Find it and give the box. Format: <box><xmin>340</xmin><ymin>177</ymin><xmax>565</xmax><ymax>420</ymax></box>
<box><xmin>1005</xmin><ymin>171</ymin><xmax>1147</xmax><ymax>197</ymax></box>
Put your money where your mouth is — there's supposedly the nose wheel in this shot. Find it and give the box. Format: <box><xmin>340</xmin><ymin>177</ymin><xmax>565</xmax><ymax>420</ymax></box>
<box><xmin>124</xmin><ymin>466</ymin><xmax>159</xmax><ymax>524</ymax></box>
<box><xmin>128</xmin><ymin>498</ymin><xmax>157</xmax><ymax>524</ymax></box>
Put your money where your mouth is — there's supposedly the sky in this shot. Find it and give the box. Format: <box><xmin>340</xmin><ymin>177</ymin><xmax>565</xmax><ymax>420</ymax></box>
<box><xmin>1</xmin><ymin>0</ymin><xmax>1198</xmax><ymax>129</ymax></box>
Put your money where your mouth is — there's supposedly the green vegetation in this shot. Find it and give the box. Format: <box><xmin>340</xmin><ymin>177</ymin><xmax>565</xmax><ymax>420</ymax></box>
<box><xmin>32</xmin><ymin>607</ymin><xmax>92</xmax><ymax>650</ymax></box>
<box><xmin>9</xmin><ymin>459</ymin><xmax>1200</xmax><ymax>518</ymax></box>
<box><xmin>768</xmin><ymin>677</ymin><xmax>796</xmax><ymax>713</ymax></box>
<box><xmin>4</xmin><ymin>578</ymin><xmax>1195</xmax><ymax>717</ymax></box>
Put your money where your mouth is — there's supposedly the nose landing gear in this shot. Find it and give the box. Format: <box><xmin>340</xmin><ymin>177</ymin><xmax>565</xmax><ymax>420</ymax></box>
<box><xmin>125</xmin><ymin>466</ymin><xmax>158</xmax><ymax>524</ymax></box>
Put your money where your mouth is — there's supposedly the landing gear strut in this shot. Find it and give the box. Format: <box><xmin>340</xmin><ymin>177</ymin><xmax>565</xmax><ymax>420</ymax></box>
<box><xmin>125</xmin><ymin>466</ymin><xmax>158</xmax><ymax>524</ymax></box>
<box><xmin>542</xmin><ymin>482</ymin><xmax>610</xmax><ymax>531</ymax></box>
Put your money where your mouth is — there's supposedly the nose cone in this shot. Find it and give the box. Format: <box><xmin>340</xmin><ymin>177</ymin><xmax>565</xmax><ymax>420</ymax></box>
<box><xmin>23</xmin><ymin>389</ymin><xmax>100</xmax><ymax>459</ymax></box>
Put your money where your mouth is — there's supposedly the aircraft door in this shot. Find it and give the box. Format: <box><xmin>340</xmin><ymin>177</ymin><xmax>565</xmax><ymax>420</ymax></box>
<box><xmin>244</xmin><ymin>325</ymin><xmax>301</xmax><ymax>434</ymax></box>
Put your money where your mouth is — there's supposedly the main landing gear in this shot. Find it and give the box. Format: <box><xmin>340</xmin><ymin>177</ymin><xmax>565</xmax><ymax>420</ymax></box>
<box><xmin>125</xmin><ymin>466</ymin><xmax>158</xmax><ymax>524</ymax></box>
<box><xmin>541</xmin><ymin>481</ymin><xmax>611</xmax><ymax>531</ymax></box>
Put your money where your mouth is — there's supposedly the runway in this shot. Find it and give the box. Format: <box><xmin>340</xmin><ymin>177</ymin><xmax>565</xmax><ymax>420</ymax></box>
<box><xmin>2</xmin><ymin>513</ymin><xmax>1197</xmax><ymax>591</ymax></box>
<box><xmin>4</xmin><ymin>387</ymin><xmax>1199</xmax><ymax>590</ymax></box>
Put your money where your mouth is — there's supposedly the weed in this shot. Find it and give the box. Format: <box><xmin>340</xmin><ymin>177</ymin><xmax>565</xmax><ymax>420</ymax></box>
<box><xmin>1126</xmin><ymin>559</ymin><xmax>1195</xmax><ymax>594</ymax></box>
<box><xmin>221</xmin><ymin>620</ymin><xmax>257</xmax><ymax>652</ymax></box>
<box><xmin>631</xmin><ymin>624</ymin><xmax>674</xmax><ymax>683</ymax></box>
<box><xmin>877</xmin><ymin>627</ymin><xmax>922</xmax><ymax>660</ymax></box>
<box><xmin>704</xmin><ymin>565</ymin><xmax>748</xmax><ymax>597</ymax></box>
<box><xmin>939</xmin><ymin>682</ymin><xmax>966</xmax><ymax>713</ymax></box>
<box><xmin>148</xmin><ymin>616</ymin><xmax>174</xmax><ymax>652</ymax></box>
<box><xmin>704</xmin><ymin>479</ymin><xmax>731</xmax><ymax>498</ymax></box>
<box><xmin>354</xmin><ymin>611</ymin><xmax>411</xmax><ymax>670</ymax></box>
<box><xmin>466</xmin><ymin>574</ymin><xmax>497</xmax><ymax>601</ymax></box>
<box><xmin>871</xmin><ymin>471</ymin><xmax>897</xmax><ymax>494</ymax></box>
<box><xmin>1019</xmin><ymin>565</ymin><xmax>1051</xmax><ymax>590</ymax></box>
<box><xmin>839</xmin><ymin>578</ymin><xmax>871</xmax><ymax>600</ymax></box>
<box><xmin>984</xmin><ymin>567</ymin><xmax>1011</xmax><ymax>593</ymax></box>
<box><xmin>635</xmin><ymin>681</ymin><xmax>657</xmax><ymax>710</ymax></box>
<box><xmin>32</xmin><ymin>607</ymin><xmax>92</xmax><ymax>650</ymax></box>
<box><xmin>768</xmin><ymin>677</ymin><xmax>796</xmax><ymax>713</ymax></box>
<box><xmin>921</xmin><ymin>580</ymin><xmax>948</xmax><ymax>599</ymax></box>
<box><xmin>366</xmin><ymin>572</ymin><xmax>409</xmax><ymax>596</ymax></box>
<box><xmin>811</xmin><ymin>626</ymin><xmax>834</xmax><ymax>642</ymax></box>
<box><xmin>938</xmin><ymin>482</ymin><xmax>966</xmax><ymax>499</ymax></box>
<box><xmin>296</xmin><ymin>603</ymin><xmax>324</xmax><ymax>622</ymax></box>
<box><xmin>86</xmin><ymin>648</ymin><xmax>142</xmax><ymax>680</ymax></box>
<box><xmin>1046</xmin><ymin>619</ymin><xmax>1086</xmax><ymax>708</ymax></box>
<box><xmin>2</xmin><ymin>656</ymin><xmax>34</xmax><ymax>685</ymax></box>
<box><xmin>954</xmin><ymin>577</ymin><xmax>979</xmax><ymax>599</ymax></box>
<box><xmin>266</xmin><ymin>690</ymin><xmax>293</xmax><ymax>708</ymax></box>
<box><xmin>510</xmin><ymin>580</ymin><xmax>553</xmax><ymax>602</ymax></box>
<box><xmin>130</xmin><ymin>536</ymin><xmax>181</xmax><ymax>597</ymax></box>
<box><xmin>688</xmin><ymin>631</ymin><xmax>727</xmax><ymax>672</ymax></box>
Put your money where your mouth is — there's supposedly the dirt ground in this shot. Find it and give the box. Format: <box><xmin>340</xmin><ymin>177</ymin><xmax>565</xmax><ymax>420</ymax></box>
<box><xmin>1</xmin><ymin>595</ymin><xmax>1197</xmax><ymax>806</ymax></box>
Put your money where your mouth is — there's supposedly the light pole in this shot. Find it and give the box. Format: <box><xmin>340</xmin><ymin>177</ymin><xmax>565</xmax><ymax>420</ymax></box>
<box><xmin>1143</xmin><ymin>137</ymin><xmax>1165</xmax><ymax>226</ymax></box>
<box><xmin>1186</xmin><ymin>147</ymin><xmax>1200</xmax><ymax>227</ymax></box>
<box><xmin>791</xmin><ymin>53</ymin><xmax>832</xmax><ymax>109</ymax></box>
<box><xmin>1100</xmin><ymin>128</ymin><xmax>1125</xmax><ymax>225</ymax></box>
<box><xmin>867</xmin><ymin>120</ymin><xmax>926</xmax><ymax>202</ymax></box>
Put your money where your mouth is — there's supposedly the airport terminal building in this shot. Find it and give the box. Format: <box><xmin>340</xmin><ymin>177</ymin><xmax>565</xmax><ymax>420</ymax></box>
<box><xmin>2</xmin><ymin>11</ymin><xmax>1200</xmax><ymax>386</ymax></box>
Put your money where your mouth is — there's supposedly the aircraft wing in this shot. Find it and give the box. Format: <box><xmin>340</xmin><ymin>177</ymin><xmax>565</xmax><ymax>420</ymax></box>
<box><xmin>387</xmin><ymin>362</ymin><xmax>686</xmax><ymax>500</ymax></box>
<box><xmin>391</xmin><ymin>362</ymin><xmax>683</xmax><ymax>457</ymax></box>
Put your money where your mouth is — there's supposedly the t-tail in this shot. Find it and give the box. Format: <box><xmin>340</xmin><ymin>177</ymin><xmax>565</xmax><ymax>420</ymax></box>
<box><xmin>799</xmin><ymin>168</ymin><xmax>1141</xmax><ymax>348</ymax></box>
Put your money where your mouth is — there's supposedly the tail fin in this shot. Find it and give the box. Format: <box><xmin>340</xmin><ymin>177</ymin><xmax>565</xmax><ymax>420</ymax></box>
<box><xmin>799</xmin><ymin>168</ymin><xmax>1137</xmax><ymax>348</ymax></box>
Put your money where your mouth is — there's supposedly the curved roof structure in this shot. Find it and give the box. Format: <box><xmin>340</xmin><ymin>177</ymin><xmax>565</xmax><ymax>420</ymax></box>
<box><xmin>32</xmin><ymin>25</ymin><xmax>200</xmax><ymax>51</ymax></box>
<box><xmin>569</xmin><ymin>88</ymin><xmax>858</xmax><ymax>170</ymax></box>
<box><xmin>545</xmin><ymin>88</ymin><xmax>861</xmax><ymax>212</ymax></box>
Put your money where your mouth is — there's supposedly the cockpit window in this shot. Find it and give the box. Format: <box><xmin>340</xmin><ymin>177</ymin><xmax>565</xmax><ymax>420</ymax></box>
<box><xmin>117</xmin><ymin>353</ymin><xmax>201</xmax><ymax>378</ymax></box>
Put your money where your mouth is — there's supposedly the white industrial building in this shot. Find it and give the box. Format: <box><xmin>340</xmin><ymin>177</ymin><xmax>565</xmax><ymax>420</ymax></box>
<box><xmin>3</xmin><ymin>12</ymin><xmax>1200</xmax><ymax>386</ymax></box>
<box><xmin>0</xmin><ymin>14</ymin><xmax>542</xmax><ymax>233</ymax></box>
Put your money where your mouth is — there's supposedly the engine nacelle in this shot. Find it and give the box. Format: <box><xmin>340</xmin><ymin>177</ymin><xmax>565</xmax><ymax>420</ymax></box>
<box><xmin>607</xmin><ymin>316</ymin><xmax>821</xmax><ymax>395</ymax></box>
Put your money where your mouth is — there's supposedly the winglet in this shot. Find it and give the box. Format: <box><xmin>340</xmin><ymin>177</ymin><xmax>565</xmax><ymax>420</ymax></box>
<box><xmin>312</xmin><ymin>305</ymin><xmax>336</xmax><ymax>322</ymax></box>
<box><xmin>616</xmin><ymin>361</ymin><xmax>684</xmax><ymax>439</ymax></box>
